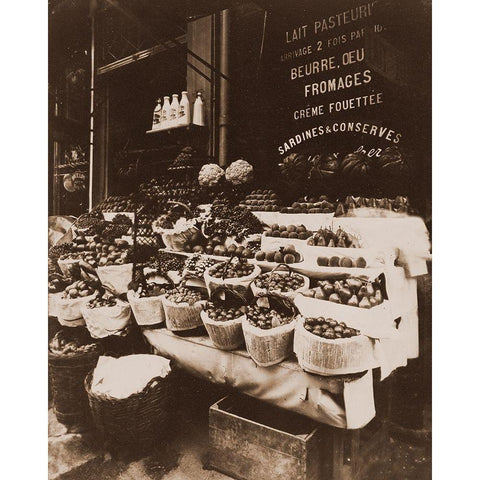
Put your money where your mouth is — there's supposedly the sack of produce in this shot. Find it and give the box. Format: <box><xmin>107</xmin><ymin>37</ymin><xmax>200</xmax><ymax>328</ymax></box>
<box><xmin>48</xmin><ymin>272</ymin><xmax>72</xmax><ymax>317</ymax></box>
<box><xmin>56</xmin><ymin>276</ymin><xmax>101</xmax><ymax>326</ymax></box>
<box><xmin>296</xmin><ymin>275</ymin><xmax>394</xmax><ymax>339</ymax></box>
<box><xmin>58</xmin><ymin>256</ymin><xmax>82</xmax><ymax>276</ymax></box>
<box><xmin>161</xmin><ymin>285</ymin><xmax>207</xmax><ymax>331</ymax></box>
<box><xmin>242</xmin><ymin>295</ymin><xmax>299</xmax><ymax>367</ymax></box>
<box><xmin>294</xmin><ymin>316</ymin><xmax>375</xmax><ymax>375</ymax></box>
<box><xmin>250</xmin><ymin>263</ymin><xmax>309</xmax><ymax>301</ymax></box>
<box><xmin>204</xmin><ymin>256</ymin><xmax>261</xmax><ymax>298</ymax></box>
<box><xmin>127</xmin><ymin>281</ymin><xmax>174</xmax><ymax>327</ymax></box>
<box><xmin>96</xmin><ymin>263</ymin><xmax>133</xmax><ymax>295</ymax></box>
<box><xmin>81</xmin><ymin>295</ymin><xmax>132</xmax><ymax>339</ymax></box>
<box><xmin>200</xmin><ymin>287</ymin><xmax>247</xmax><ymax>350</ymax></box>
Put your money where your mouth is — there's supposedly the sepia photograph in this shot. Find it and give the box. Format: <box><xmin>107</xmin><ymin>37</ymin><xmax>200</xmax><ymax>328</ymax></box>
<box><xmin>46</xmin><ymin>0</ymin><xmax>432</xmax><ymax>478</ymax></box>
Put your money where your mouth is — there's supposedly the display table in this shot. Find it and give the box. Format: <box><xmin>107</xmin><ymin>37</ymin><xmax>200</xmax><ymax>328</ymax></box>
<box><xmin>143</xmin><ymin>328</ymin><xmax>398</xmax><ymax>429</ymax></box>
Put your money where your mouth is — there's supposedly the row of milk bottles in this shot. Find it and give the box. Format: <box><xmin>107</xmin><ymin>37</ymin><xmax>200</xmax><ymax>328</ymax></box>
<box><xmin>152</xmin><ymin>91</ymin><xmax>205</xmax><ymax>131</ymax></box>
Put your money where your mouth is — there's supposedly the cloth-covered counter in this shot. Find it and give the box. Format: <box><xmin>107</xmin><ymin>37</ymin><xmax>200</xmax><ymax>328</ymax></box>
<box><xmin>143</xmin><ymin>329</ymin><xmax>383</xmax><ymax>429</ymax></box>
<box><xmin>332</xmin><ymin>216</ymin><xmax>431</xmax><ymax>277</ymax></box>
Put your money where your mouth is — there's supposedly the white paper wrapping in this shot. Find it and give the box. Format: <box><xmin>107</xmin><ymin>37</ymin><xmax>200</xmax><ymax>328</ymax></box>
<box><xmin>96</xmin><ymin>263</ymin><xmax>133</xmax><ymax>295</ymax></box>
<box><xmin>91</xmin><ymin>354</ymin><xmax>170</xmax><ymax>399</ymax></box>
<box><xmin>57</xmin><ymin>258</ymin><xmax>81</xmax><ymax>276</ymax></box>
<box><xmin>55</xmin><ymin>291</ymin><xmax>98</xmax><ymax>326</ymax></box>
<box><xmin>294</xmin><ymin>294</ymin><xmax>396</xmax><ymax>340</ymax></box>
<box><xmin>127</xmin><ymin>290</ymin><xmax>166</xmax><ymax>326</ymax></box>
<box><xmin>200</xmin><ymin>310</ymin><xmax>245</xmax><ymax>350</ymax></box>
<box><xmin>81</xmin><ymin>300</ymin><xmax>132</xmax><ymax>339</ymax></box>
<box><xmin>242</xmin><ymin>316</ymin><xmax>297</xmax><ymax>367</ymax></box>
<box><xmin>204</xmin><ymin>264</ymin><xmax>261</xmax><ymax>298</ymax></box>
<box><xmin>250</xmin><ymin>270</ymin><xmax>310</xmax><ymax>301</ymax></box>
<box><xmin>48</xmin><ymin>292</ymin><xmax>63</xmax><ymax>318</ymax></box>
<box><xmin>161</xmin><ymin>296</ymin><xmax>206</xmax><ymax>331</ymax></box>
<box><xmin>293</xmin><ymin>321</ymin><xmax>376</xmax><ymax>375</ymax></box>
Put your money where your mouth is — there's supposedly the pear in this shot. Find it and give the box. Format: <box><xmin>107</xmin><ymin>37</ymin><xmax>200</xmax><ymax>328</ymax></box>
<box><xmin>338</xmin><ymin>287</ymin><xmax>353</xmax><ymax>302</ymax></box>
<box><xmin>307</xmin><ymin>237</ymin><xmax>315</xmax><ymax>246</ymax></box>
<box><xmin>323</xmin><ymin>284</ymin><xmax>335</xmax><ymax>296</ymax></box>
<box><xmin>348</xmin><ymin>294</ymin><xmax>359</xmax><ymax>307</ymax></box>
<box><xmin>327</xmin><ymin>238</ymin><xmax>336</xmax><ymax>247</ymax></box>
<box><xmin>359</xmin><ymin>296</ymin><xmax>372</xmax><ymax>309</ymax></box>
<box><xmin>346</xmin><ymin>278</ymin><xmax>363</xmax><ymax>293</ymax></box>
<box><xmin>314</xmin><ymin>287</ymin><xmax>326</xmax><ymax>300</ymax></box>
<box><xmin>358</xmin><ymin>285</ymin><xmax>369</xmax><ymax>298</ymax></box>
<box><xmin>316</xmin><ymin>235</ymin><xmax>326</xmax><ymax>246</ymax></box>
<box><xmin>329</xmin><ymin>293</ymin><xmax>342</xmax><ymax>304</ymax></box>
<box><xmin>369</xmin><ymin>296</ymin><xmax>379</xmax><ymax>307</ymax></box>
<box><xmin>335</xmin><ymin>203</ymin><xmax>346</xmax><ymax>216</ymax></box>
<box><xmin>337</xmin><ymin>237</ymin><xmax>347</xmax><ymax>248</ymax></box>
<box><xmin>366</xmin><ymin>283</ymin><xmax>375</xmax><ymax>297</ymax></box>
<box><xmin>333</xmin><ymin>281</ymin><xmax>343</xmax><ymax>294</ymax></box>
<box><xmin>374</xmin><ymin>289</ymin><xmax>383</xmax><ymax>303</ymax></box>
<box><xmin>303</xmin><ymin>289</ymin><xmax>315</xmax><ymax>298</ymax></box>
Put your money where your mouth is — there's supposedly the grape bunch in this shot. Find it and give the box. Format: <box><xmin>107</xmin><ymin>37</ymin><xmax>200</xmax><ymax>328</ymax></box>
<box><xmin>48</xmin><ymin>242</ymin><xmax>74</xmax><ymax>260</ymax></box>
<box><xmin>151</xmin><ymin>252</ymin><xmax>186</xmax><ymax>272</ymax></box>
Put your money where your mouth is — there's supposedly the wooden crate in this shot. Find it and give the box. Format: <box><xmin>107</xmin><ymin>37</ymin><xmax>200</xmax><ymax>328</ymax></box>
<box><xmin>209</xmin><ymin>395</ymin><xmax>322</xmax><ymax>480</ymax></box>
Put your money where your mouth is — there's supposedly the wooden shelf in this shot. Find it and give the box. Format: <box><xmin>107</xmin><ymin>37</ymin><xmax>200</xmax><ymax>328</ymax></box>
<box><xmin>145</xmin><ymin>124</ymin><xmax>205</xmax><ymax>135</ymax></box>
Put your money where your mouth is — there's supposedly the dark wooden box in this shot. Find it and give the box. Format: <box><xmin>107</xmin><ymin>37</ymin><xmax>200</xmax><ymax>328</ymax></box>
<box><xmin>209</xmin><ymin>395</ymin><xmax>322</xmax><ymax>480</ymax></box>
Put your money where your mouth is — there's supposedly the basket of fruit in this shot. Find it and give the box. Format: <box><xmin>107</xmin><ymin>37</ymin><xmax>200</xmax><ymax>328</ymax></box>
<box><xmin>293</xmin><ymin>317</ymin><xmax>375</xmax><ymax>375</ymax></box>
<box><xmin>152</xmin><ymin>202</ymin><xmax>201</xmax><ymax>252</ymax></box>
<box><xmin>48</xmin><ymin>272</ymin><xmax>71</xmax><ymax>317</ymax></box>
<box><xmin>242</xmin><ymin>295</ymin><xmax>299</xmax><ymax>367</ymax></box>
<box><xmin>55</xmin><ymin>276</ymin><xmax>101</xmax><ymax>327</ymax></box>
<box><xmin>161</xmin><ymin>285</ymin><xmax>207</xmax><ymax>331</ymax></box>
<box><xmin>81</xmin><ymin>294</ymin><xmax>132</xmax><ymax>339</ymax></box>
<box><xmin>250</xmin><ymin>263</ymin><xmax>310</xmax><ymax>301</ymax></box>
<box><xmin>200</xmin><ymin>287</ymin><xmax>247</xmax><ymax>350</ymax></box>
<box><xmin>48</xmin><ymin>330</ymin><xmax>102</xmax><ymax>425</ymax></box>
<box><xmin>204</xmin><ymin>256</ymin><xmax>261</xmax><ymax>298</ymax></box>
<box><xmin>94</xmin><ymin>238</ymin><xmax>133</xmax><ymax>295</ymax></box>
<box><xmin>127</xmin><ymin>279</ymin><xmax>175</xmax><ymax>327</ymax></box>
<box><xmin>295</xmin><ymin>276</ymin><xmax>394</xmax><ymax>338</ymax></box>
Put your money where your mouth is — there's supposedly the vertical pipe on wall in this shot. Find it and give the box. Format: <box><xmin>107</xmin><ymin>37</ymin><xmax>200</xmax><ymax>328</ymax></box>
<box><xmin>88</xmin><ymin>0</ymin><xmax>96</xmax><ymax>211</ymax></box>
<box><xmin>218</xmin><ymin>9</ymin><xmax>230</xmax><ymax>167</ymax></box>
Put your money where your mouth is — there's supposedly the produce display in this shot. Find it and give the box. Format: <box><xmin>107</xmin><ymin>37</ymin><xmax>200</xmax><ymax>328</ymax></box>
<box><xmin>302</xmin><ymin>278</ymin><xmax>384</xmax><ymax>308</ymax></box>
<box><xmin>77</xmin><ymin>235</ymin><xmax>131</xmax><ymax>268</ymax></box>
<box><xmin>316</xmin><ymin>255</ymin><xmax>367</xmax><ymax>268</ymax></box>
<box><xmin>264</xmin><ymin>224</ymin><xmax>313</xmax><ymax>240</ymax></box>
<box><xmin>204</xmin><ymin>302</ymin><xmax>245</xmax><ymax>322</ymax></box>
<box><xmin>49</xmin><ymin>331</ymin><xmax>100</xmax><ymax>355</ymax></box>
<box><xmin>303</xmin><ymin>317</ymin><xmax>360</xmax><ymax>339</ymax></box>
<box><xmin>184</xmin><ymin>254</ymin><xmax>216</xmax><ymax>277</ymax></box>
<box><xmin>336</xmin><ymin>195</ymin><xmax>410</xmax><ymax>216</ymax></box>
<box><xmin>49</xmin><ymin>242</ymin><xmax>74</xmax><ymax>260</ymax></box>
<box><xmin>92</xmin><ymin>194</ymin><xmax>141</xmax><ymax>213</ymax></box>
<box><xmin>168</xmin><ymin>146</ymin><xmax>201</xmax><ymax>171</ymax></box>
<box><xmin>85</xmin><ymin>295</ymin><xmax>118</xmax><ymax>309</ymax></box>
<box><xmin>165</xmin><ymin>286</ymin><xmax>206</xmax><ymax>305</ymax></box>
<box><xmin>254</xmin><ymin>245</ymin><xmax>302</xmax><ymax>264</ymax></box>
<box><xmin>308</xmin><ymin>153</ymin><xmax>340</xmax><ymax>183</ymax></box>
<box><xmin>48</xmin><ymin>273</ymin><xmax>71</xmax><ymax>294</ymax></box>
<box><xmin>61</xmin><ymin>278</ymin><xmax>99</xmax><ymax>299</ymax></box>
<box><xmin>245</xmin><ymin>304</ymin><xmax>293</xmax><ymax>329</ymax></box>
<box><xmin>139</xmin><ymin>178</ymin><xmax>199</xmax><ymax>206</ymax></box>
<box><xmin>133</xmin><ymin>282</ymin><xmax>172</xmax><ymax>298</ymax></box>
<box><xmin>74</xmin><ymin>216</ymin><xmax>105</xmax><ymax>233</ymax></box>
<box><xmin>208</xmin><ymin>257</ymin><xmax>255</xmax><ymax>279</ymax></box>
<box><xmin>151</xmin><ymin>252</ymin><xmax>186</xmax><ymax>272</ymax></box>
<box><xmin>253</xmin><ymin>271</ymin><xmax>305</xmax><ymax>293</ymax></box>
<box><xmin>239</xmin><ymin>189</ymin><xmax>281</xmax><ymax>211</ymax></box>
<box><xmin>306</xmin><ymin>227</ymin><xmax>360</xmax><ymax>248</ymax></box>
<box><xmin>281</xmin><ymin>195</ymin><xmax>336</xmax><ymax>214</ymax></box>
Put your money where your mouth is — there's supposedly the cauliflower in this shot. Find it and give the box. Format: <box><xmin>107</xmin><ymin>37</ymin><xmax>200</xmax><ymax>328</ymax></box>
<box><xmin>198</xmin><ymin>163</ymin><xmax>224</xmax><ymax>187</ymax></box>
<box><xmin>225</xmin><ymin>159</ymin><xmax>253</xmax><ymax>185</ymax></box>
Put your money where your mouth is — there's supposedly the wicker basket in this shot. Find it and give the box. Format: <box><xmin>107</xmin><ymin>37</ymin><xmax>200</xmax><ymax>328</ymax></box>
<box><xmin>84</xmin><ymin>369</ymin><xmax>173</xmax><ymax>449</ymax></box>
<box><xmin>242</xmin><ymin>317</ymin><xmax>297</xmax><ymax>367</ymax></box>
<box><xmin>48</xmin><ymin>347</ymin><xmax>102</xmax><ymax>425</ymax></box>
<box><xmin>127</xmin><ymin>291</ymin><xmax>166</xmax><ymax>326</ymax></box>
<box><xmin>200</xmin><ymin>310</ymin><xmax>245</xmax><ymax>350</ymax></box>
<box><xmin>161</xmin><ymin>295</ymin><xmax>206</xmax><ymax>331</ymax></box>
<box><xmin>250</xmin><ymin>263</ymin><xmax>310</xmax><ymax>301</ymax></box>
